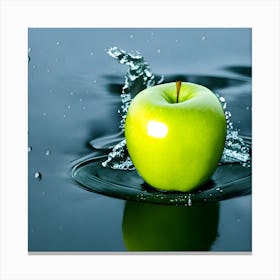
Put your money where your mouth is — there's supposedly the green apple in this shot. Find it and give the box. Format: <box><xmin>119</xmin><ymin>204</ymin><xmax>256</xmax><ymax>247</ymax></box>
<box><xmin>122</xmin><ymin>201</ymin><xmax>219</xmax><ymax>251</ymax></box>
<box><xmin>125</xmin><ymin>81</ymin><xmax>226</xmax><ymax>192</ymax></box>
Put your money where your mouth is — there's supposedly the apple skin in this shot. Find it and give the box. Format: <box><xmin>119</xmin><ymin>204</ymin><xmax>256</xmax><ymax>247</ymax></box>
<box><xmin>122</xmin><ymin>201</ymin><xmax>219</xmax><ymax>251</ymax></box>
<box><xmin>124</xmin><ymin>82</ymin><xmax>227</xmax><ymax>192</ymax></box>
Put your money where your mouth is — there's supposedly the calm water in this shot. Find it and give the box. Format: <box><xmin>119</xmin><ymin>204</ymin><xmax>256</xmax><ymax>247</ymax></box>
<box><xmin>28</xmin><ymin>28</ymin><xmax>252</xmax><ymax>251</ymax></box>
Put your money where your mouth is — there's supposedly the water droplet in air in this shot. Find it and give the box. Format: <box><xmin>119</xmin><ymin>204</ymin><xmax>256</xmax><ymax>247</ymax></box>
<box><xmin>28</xmin><ymin>47</ymin><xmax>32</xmax><ymax>53</ymax></box>
<box><xmin>156</xmin><ymin>49</ymin><xmax>161</xmax><ymax>54</ymax></box>
<box><xmin>219</xmin><ymin>96</ymin><xmax>225</xmax><ymax>102</ymax></box>
<box><xmin>43</xmin><ymin>112</ymin><xmax>47</xmax><ymax>116</ymax></box>
<box><xmin>32</xmin><ymin>65</ymin><xmax>36</xmax><ymax>69</ymax></box>
<box><xmin>47</xmin><ymin>68</ymin><xmax>50</xmax><ymax>73</ymax></box>
<box><xmin>28</xmin><ymin>146</ymin><xmax>32</xmax><ymax>152</ymax></box>
<box><xmin>45</xmin><ymin>149</ymin><xmax>51</xmax><ymax>156</ymax></box>
<box><xmin>129</xmin><ymin>34</ymin><xmax>134</xmax><ymax>39</ymax></box>
<box><xmin>90</xmin><ymin>52</ymin><xmax>94</xmax><ymax>56</ymax></box>
<box><xmin>42</xmin><ymin>191</ymin><xmax>45</xmax><ymax>196</ymax></box>
<box><xmin>202</xmin><ymin>36</ymin><xmax>206</xmax><ymax>40</ymax></box>
<box><xmin>70</xmin><ymin>91</ymin><xmax>74</xmax><ymax>96</ymax></box>
<box><xmin>79</xmin><ymin>98</ymin><xmax>83</xmax><ymax>102</ymax></box>
<box><xmin>56</xmin><ymin>41</ymin><xmax>60</xmax><ymax>46</ymax></box>
<box><xmin>93</xmin><ymin>80</ymin><xmax>97</xmax><ymax>84</ymax></box>
<box><xmin>63</xmin><ymin>114</ymin><xmax>66</xmax><ymax>118</ymax></box>
<box><xmin>67</xmin><ymin>105</ymin><xmax>71</xmax><ymax>110</ymax></box>
<box><xmin>34</xmin><ymin>172</ymin><xmax>42</xmax><ymax>181</ymax></box>
<box><xmin>246</xmin><ymin>106</ymin><xmax>250</xmax><ymax>110</ymax></box>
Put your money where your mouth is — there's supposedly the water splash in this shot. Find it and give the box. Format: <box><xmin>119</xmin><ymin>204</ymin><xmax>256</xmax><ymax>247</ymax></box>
<box><xmin>102</xmin><ymin>47</ymin><xmax>162</xmax><ymax>170</ymax></box>
<box><xmin>102</xmin><ymin>47</ymin><xmax>251</xmax><ymax>170</ymax></box>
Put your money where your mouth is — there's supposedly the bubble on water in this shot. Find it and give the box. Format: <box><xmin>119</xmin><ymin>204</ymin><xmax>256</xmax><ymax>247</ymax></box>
<box><xmin>129</xmin><ymin>34</ymin><xmax>134</xmax><ymax>39</ymax></box>
<box><xmin>34</xmin><ymin>172</ymin><xmax>42</xmax><ymax>181</ymax></box>
<box><xmin>45</xmin><ymin>149</ymin><xmax>51</xmax><ymax>156</ymax></box>
<box><xmin>187</xmin><ymin>194</ymin><xmax>192</xmax><ymax>206</ymax></box>
<box><xmin>156</xmin><ymin>49</ymin><xmax>161</xmax><ymax>54</ymax></box>
<box><xmin>28</xmin><ymin>146</ymin><xmax>32</xmax><ymax>152</ymax></box>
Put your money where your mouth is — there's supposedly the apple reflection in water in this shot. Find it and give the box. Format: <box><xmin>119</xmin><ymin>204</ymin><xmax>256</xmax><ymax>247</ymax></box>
<box><xmin>122</xmin><ymin>201</ymin><xmax>219</xmax><ymax>251</ymax></box>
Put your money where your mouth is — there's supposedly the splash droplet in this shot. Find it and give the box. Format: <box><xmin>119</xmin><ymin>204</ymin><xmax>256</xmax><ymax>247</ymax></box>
<box><xmin>28</xmin><ymin>146</ymin><xmax>32</xmax><ymax>152</ymax></box>
<box><xmin>130</xmin><ymin>34</ymin><xmax>134</xmax><ymax>39</ymax></box>
<box><xmin>56</xmin><ymin>41</ymin><xmax>60</xmax><ymax>46</ymax></box>
<box><xmin>67</xmin><ymin>105</ymin><xmax>71</xmax><ymax>110</ymax></box>
<box><xmin>45</xmin><ymin>149</ymin><xmax>51</xmax><ymax>156</ymax></box>
<box><xmin>156</xmin><ymin>49</ymin><xmax>161</xmax><ymax>54</ymax></box>
<box><xmin>34</xmin><ymin>172</ymin><xmax>42</xmax><ymax>181</ymax></box>
<box><xmin>202</xmin><ymin>36</ymin><xmax>206</xmax><ymax>40</ymax></box>
<box><xmin>43</xmin><ymin>112</ymin><xmax>47</xmax><ymax>116</ymax></box>
<box><xmin>90</xmin><ymin>52</ymin><xmax>94</xmax><ymax>56</ymax></box>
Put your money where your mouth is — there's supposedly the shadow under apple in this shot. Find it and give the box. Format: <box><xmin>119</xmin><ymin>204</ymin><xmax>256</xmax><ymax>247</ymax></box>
<box><xmin>122</xmin><ymin>201</ymin><xmax>220</xmax><ymax>251</ymax></box>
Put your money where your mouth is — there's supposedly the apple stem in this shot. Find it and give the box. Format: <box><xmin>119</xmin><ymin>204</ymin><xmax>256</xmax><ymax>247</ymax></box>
<box><xmin>176</xmin><ymin>81</ymin><xmax>182</xmax><ymax>103</ymax></box>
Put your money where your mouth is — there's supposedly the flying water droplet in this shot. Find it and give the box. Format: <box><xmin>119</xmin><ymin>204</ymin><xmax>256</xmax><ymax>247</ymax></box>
<box><xmin>156</xmin><ymin>49</ymin><xmax>161</xmax><ymax>54</ymax></box>
<box><xmin>79</xmin><ymin>98</ymin><xmax>83</xmax><ymax>102</ymax></box>
<box><xmin>45</xmin><ymin>149</ymin><xmax>51</xmax><ymax>156</ymax></box>
<box><xmin>56</xmin><ymin>41</ymin><xmax>60</xmax><ymax>46</ymax></box>
<box><xmin>28</xmin><ymin>47</ymin><xmax>32</xmax><ymax>53</ymax></box>
<box><xmin>34</xmin><ymin>172</ymin><xmax>42</xmax><ymax>181</ymax></box>
<box><xmin>67</xmin><ymin>105</ymin><xmax>71</xmax><ymax>110</ymax></box>
<box><xmin>43</xmin><ymin>112</ymin><xmax>47</xmax><ymax>116</ymax></box>
<box><xmin>90</xmin><ymin>52</ymin><xmax>94</xmax><ymax>56</ymax></box>
<box><xmin>28</xmin><ymin>146</ymin><xmax>32</xmax><ymax>152</ymax></box>
<box><xmin>129</xmin><ymin>34</ymin><xmax>134</xmax><ymax>39</ymax></box>
<box><xmin>202</xmin><ymin>36</ymin><xmax>206</xmax><ymax>40</ymax></box>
